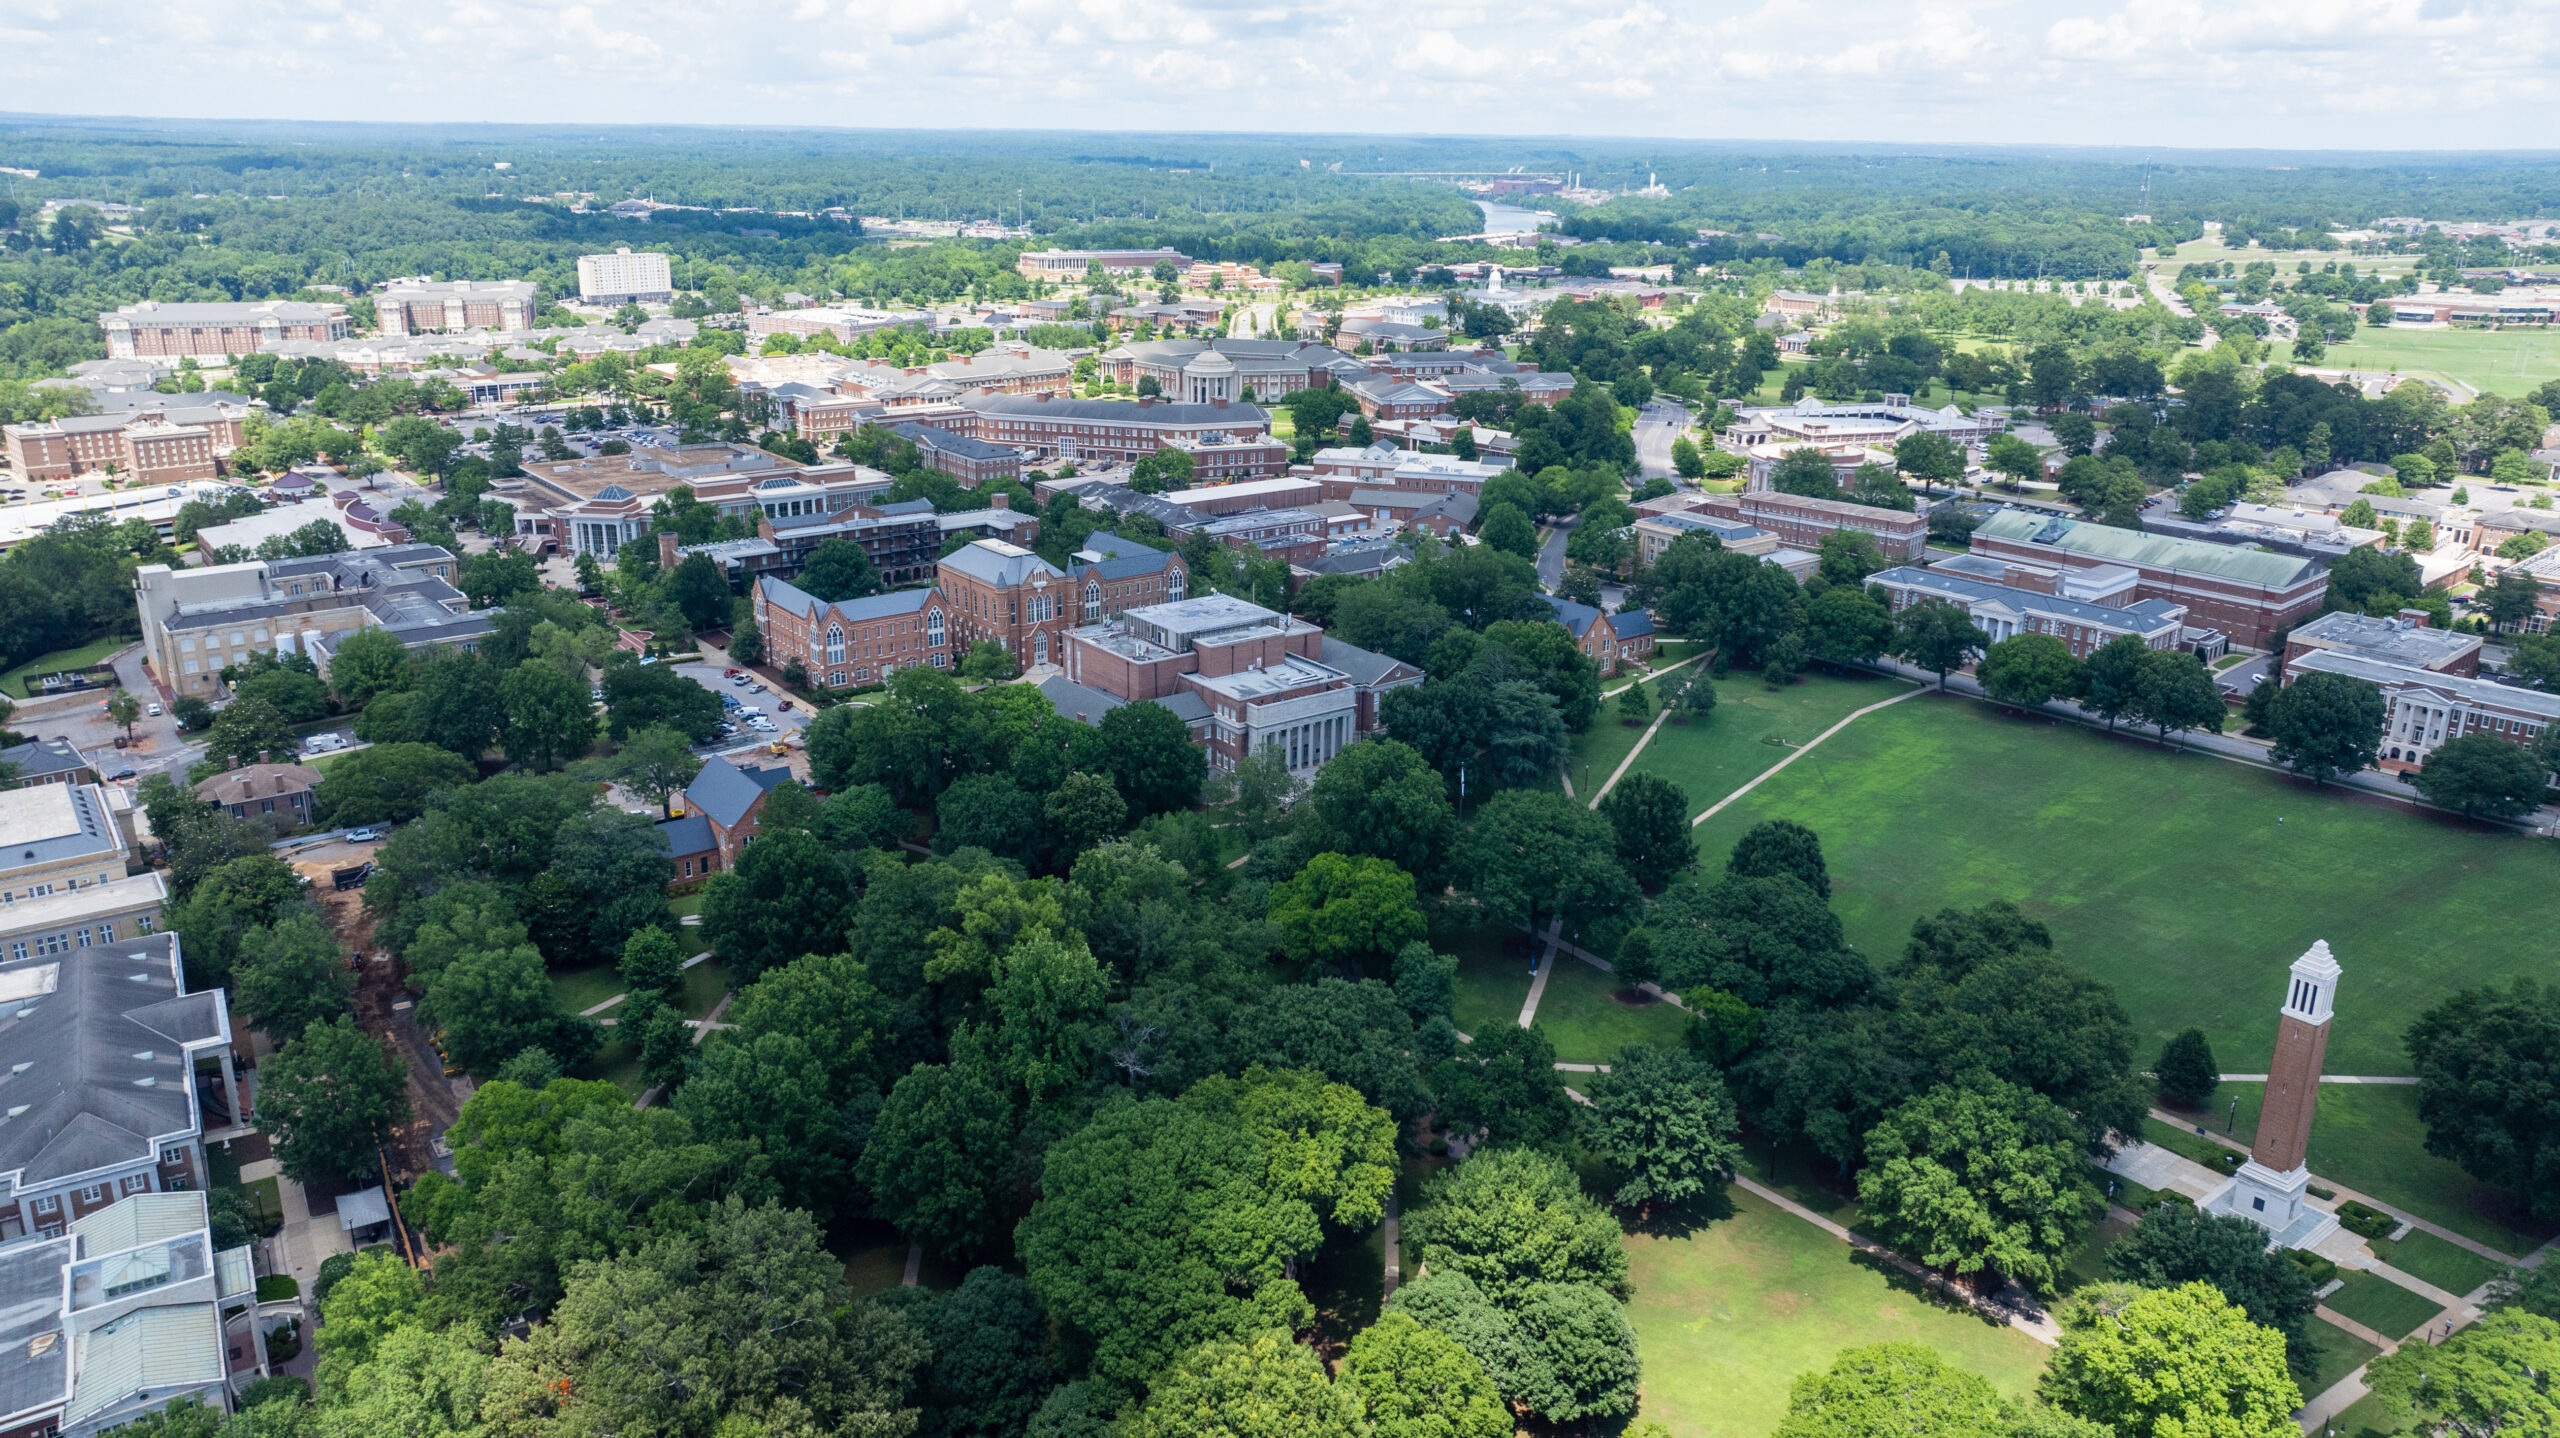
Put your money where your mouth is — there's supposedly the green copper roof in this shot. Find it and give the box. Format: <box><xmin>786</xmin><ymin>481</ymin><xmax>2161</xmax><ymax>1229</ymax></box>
<box><xmin>1974</xmin><ymin>509</ymin><xmax>2321</xmax><ymax>588</ymax></box>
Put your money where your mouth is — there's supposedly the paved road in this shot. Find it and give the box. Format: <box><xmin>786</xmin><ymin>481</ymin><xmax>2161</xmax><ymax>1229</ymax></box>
<box><xmin>1536</xmin><ymin>517</ymin><xmax>1572</xmax><ymax>592</ymax></box>
<box><xmin>1632</xmin><ymin>399</ymin><xmax>1693</xmax><ymax>480</ymax></box>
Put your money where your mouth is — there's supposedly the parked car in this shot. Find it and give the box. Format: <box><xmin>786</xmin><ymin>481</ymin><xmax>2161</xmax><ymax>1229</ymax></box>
<box><xmin>144</xmin><ymin>702</ymin><xmax>162</xmax><ymax>717</ymax></box>
<box><xmin>723</xmin><ymin>668</ymin><xmax>742</xmax><ymax>678</ymax></box>
<box><xmin>345</xmin><ymin>827</ymin><xmax>382</xmax><ymax>843</ymax></box>
<box><xmin>730</xmin><ymin>674</ymin><xmax>751</xmax><ymax>686</ymax></box>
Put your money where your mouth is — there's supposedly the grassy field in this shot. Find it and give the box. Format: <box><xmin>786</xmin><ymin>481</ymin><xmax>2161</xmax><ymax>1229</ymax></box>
<box><xmin>0</xmin><ymin>635</ymin><xmax>132</xmax><ymax>698</ymax></box>
<box><xmin>2183</xmin><ymin>1082</ymin><xmax>2552</xmax><ymax>1257</ymax></box>
<box><xmin>1688</xmin><ymin>695</ymin><xmax>2554</xmax><ymax>1079</ymax></box>
<box><xmin>2301</xmin><ymin>1315</ymin><xmax>2385</xmax><ymax>1402</ymax></box>
<box><xmin>1625</xmin><ymin>1189</ymin><xmax>2050</xmax><ymax>1438</ymax></box>
<box><xmin>1531</xmin><ymin>957</ymin><xmax>1693</xmax><ymax>1065</ymax></box>
<box><xmin>2325</xmin><ymin>1270</ymin><xmax>2445</xmax><ymax>1340</ymax></box>
<box><xmin>1442</xmin><ymin>923</ymin><xmax>1536</xmax><ymax>1039</ymax></box>
<box><xmin>1600</xmin><ymin>668</ymin><xmax>1909</xmax><ymax>821</ymax></box>
<box><xmin>2379</xmin><ymin>1230</ymin><xmax>2503</xmax><ymax>1297</ymax></box>
<box><xmin>2306</xmin><ymin>324</ymin><xmax>2560</xmax><ymax>397</ymax></box>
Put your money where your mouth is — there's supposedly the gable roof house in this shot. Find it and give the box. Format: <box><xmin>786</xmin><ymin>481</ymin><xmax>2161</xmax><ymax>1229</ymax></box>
<box><xmin>653</xmin><ymin>756</ymin><xmax>792</xmax><ymax>878</ymax></box>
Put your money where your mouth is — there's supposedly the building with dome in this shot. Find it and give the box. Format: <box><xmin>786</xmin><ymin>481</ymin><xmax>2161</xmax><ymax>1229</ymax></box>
<box><xmin>1179</xmin><ymin>348</ymin><xmax>1240</xmax><ymax>404</ymax></box>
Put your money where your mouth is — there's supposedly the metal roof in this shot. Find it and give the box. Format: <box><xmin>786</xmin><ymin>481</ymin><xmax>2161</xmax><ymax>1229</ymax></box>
<box><xmin>1974</xmin><ymin>508</ymin><xmax>2321</xmax><ymax>588</ymax></box>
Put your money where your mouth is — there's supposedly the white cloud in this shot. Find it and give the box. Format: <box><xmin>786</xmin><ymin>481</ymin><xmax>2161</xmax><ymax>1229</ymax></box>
<box><xmin>3</xmin><ymin>0</ymin><xmax>2556</xmax><ymax>147</ymax></box>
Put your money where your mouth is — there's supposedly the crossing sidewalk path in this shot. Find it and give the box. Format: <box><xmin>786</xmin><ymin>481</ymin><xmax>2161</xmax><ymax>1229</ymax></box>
<box><xmin>1690</xmin><ymin>686</ymin><xmax>1925</xmax><ymax>827</ymax></box>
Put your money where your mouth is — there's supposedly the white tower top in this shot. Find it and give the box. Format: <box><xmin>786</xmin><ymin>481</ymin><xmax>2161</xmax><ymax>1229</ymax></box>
<box><xmin>2283</xmin><ymin>940</ymin><xmax>2340</xmax><ymax>1025</ymax></box>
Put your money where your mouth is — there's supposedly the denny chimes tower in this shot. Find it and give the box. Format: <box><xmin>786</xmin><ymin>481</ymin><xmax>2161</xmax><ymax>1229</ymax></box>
<box><xmin>2207</xmin><ymin>941</ymin><xmax>2342</xmax><ymax>1248</ymax></box>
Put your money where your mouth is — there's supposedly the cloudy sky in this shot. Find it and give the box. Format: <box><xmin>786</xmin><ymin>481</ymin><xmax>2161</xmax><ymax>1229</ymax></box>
<box><xmin>3</xmin><ymin>0</ymin><xmax>2553</xmax><ymax>151</ymax></box>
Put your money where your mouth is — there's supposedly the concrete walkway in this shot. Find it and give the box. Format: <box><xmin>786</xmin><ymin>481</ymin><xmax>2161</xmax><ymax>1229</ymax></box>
<box><xmin>1729</xmin><ymin>1174</ymin><xmax>2063</xmax><ymax>1347</ymax></box>
<box><xmin>1690</xmin><ymin>686</ymin><xmax>1926</xmax><ymax>827</ymax></box>
<box><xmin>1599</xmin><ymin>651</ymin><xmax>1705</xmax><ymax>700</ymax></box>
<box><xmin>2218</xmin><ymin>1073</ymin><xmax>2417</xmax><ymax>1085</ymax></box>
<box><xmin>1588</xmin><ymin>704</ymin><xmax>1674</xmax><ymax>808</ymax></box>
<box><xmin>1516</xmin><ymin>919</ymin><xmax>1565</xmax><ymax>1027</ymax></box>
<box><xmin>2147</xmin><ymin>1107</ymin><xmax>2523</xmax><ymax>1265</ymax></box>
<box><xmin>240</xmin><ymin>1156</ymin><xmax>351</xmax><ymax>1299</ymax></box>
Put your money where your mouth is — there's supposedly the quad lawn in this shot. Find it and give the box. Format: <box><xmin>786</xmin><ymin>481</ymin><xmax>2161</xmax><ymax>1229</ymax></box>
<box><xmin>1625</xmin><ymin>1189</ymin><xmax>2049</xmax><ymax>1438</ymax></box>
<box><xmin>2324</xmin><ymin>1270</ymin><xmax>2445</xmax><ymax>1341</ymax></box>
<box><xmin>1442</xmin><ymin>923</ymin><xmax>1536</xmax><ymax>1039</ymax></box>
<box><xmin>1592</xmin><ymin>667</ymin><xmax>1908</xmax><ymax>819</ymax></box>
<box><xmin>2300</xmin><ymin>1315</ymin><xmax>2385</xmax><ymax>1403</ymax></box>
<box><xmin>2181</xmin><ymin>1083</ymin><xmax>2552</xmax><ymax>1257</ymax></box>
<box><xmin>1530</xmin><ymin>957</ymin><xmax>1693</xmax><ymax>1065</ymax></box>
<box><xmin>1687</xmin><ymin>694</ymin><xmax>2555</xmax><ymax>1080</ymax></box>
<box><xmin>2375</xmin><ymin>1229</ymin><xmax>2504</xmax><ymax>1298</ymax></box>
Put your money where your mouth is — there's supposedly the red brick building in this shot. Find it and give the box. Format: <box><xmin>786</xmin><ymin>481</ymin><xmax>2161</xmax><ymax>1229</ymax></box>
<box><xmin>1544</xmin><ymin>596</ymin><xmax>1656</xmax><ymax>677</ymax></box>
<box><xmin>1700</xmin><ymin>489</ymin><xmax>1929</xmax><ymax>562</ymax></box>
<box><xmin>653</xmin><ymin>755</ymin><xmax>792</xmax><ymax>880</ymax></box>
<box><xmin>4</xmin><ymin>404</ymin><xmax>250</xmax><ymax>484</ymax></box>
<box><xmin>1968</xmin><ymin>508</ymin><xmax>2327</xmax><ymax>649</ymax></box>
<box><xmin>100</xmin><ymin>299</ymin><xmax>349</xmax><ymax>359</ymax></box>
<box><xmin>957</xmin><ymin>394</ymin><xmax>1284</xmax><ymax>480</ymax></box>
<box><xmin>893</xmin><ymin>422</ymin><xmax>1024</xmax><ymax>487</ymax></box>
<box><xmin>1054</xmin><ymin>595</ymin><xmax>1424</xmax><ymax>774</ymax></box>
<box><xmin>753</xmin><ymin>577</ymin><xmax>952</xmax><ymax>690</ymax></box>
<box><xmin>934</xmin><ymin>535</ymin><xmax>1190</xmax><ymax>671</ymax></box>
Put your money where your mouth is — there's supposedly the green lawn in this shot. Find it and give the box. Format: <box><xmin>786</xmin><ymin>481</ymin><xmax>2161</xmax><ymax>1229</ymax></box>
<box><xmin>549</xmin><ymin>964</ymin><xmax>625</xmax><ymax>1017</ymax></box>
<box><xmin>1625</xmin><ymin>1189</ymin><xmax>2050</xmax><ymax>1438</ymax></box>
<box><xmin>1688</xmin><ymin>695</ymin><xmax>2555</xmax><ymax>1079</ymax></box>
<box><xmin>1531</xmin><ymin>957</ymin><xmax>1693</xmax><ymax>1065</ymax></box>
<box><xmin>0</xmin><ymin>635</ymin><xmax>133</xmax><ymax>698</ymax></box>
<box><xmin>2301</xmin><ymin>1315</ymin><xmax>2384</xmax><ymax>1403</ymax></box>
<box><xmin>1605</xmin><ymin>667</ymin><xmax>1909</xmax><ymax>821</ymax></box>
<box><xmin>2309</xmin><ymin>324</ymin><xmax>2560</xmax><ymax>398</ymax></box>
<box><xmin>1737</xmin><ymin>1133</ymin><xmax>1865</xmax><ymax>1230</ymax></box>
<box><xmin>1442</xmin><ymin>924</ymin><xmax>1535</xmax><ymax>1039</ymax></box>
<box><xmin>2198</xmin><ymin>1083</ymin><xmax>2551</xmax><ymax>1257</ymax></box>
<box><xmin>2141</xmin><ymin>1117</ymin><xmax>2245</xmax><ymax>1178</ymax></box>
<box><xmin>2324</xmin><ymin>1270</ymin><xmax>2445</xmax><ymax>1341</ymax></box>
<box><xmin>667</xmin><ymin>892</ymin><xmax>706</xmax><ymax>919</ymax></box>
<box><xmin>680</xmin><ymin>960</ymin><xmax>729</xmax><ymax>1019</ymax></box>
<box><xmin>2332</xmin><ymin>1388</ymin><xmax>2412</xmax><ymax>1437</ymax></box>
<box><xmin>2378</xmin><ymin>1229</ymin><xmax>2503</xmax><ymax>1298</ymax></box>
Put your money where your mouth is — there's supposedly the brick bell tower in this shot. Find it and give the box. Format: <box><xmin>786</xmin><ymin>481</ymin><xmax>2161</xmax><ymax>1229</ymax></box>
<box><xmin>2207</xmin><ymin>941</ymin><xmax>2342</xmax><ymax>1248</ymax></box>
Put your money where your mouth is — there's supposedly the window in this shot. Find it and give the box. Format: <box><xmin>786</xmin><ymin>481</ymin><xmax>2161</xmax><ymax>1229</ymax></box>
<box><xmin>32</xmin><ymin>1196</ymin><xmax>55</xmax><ymax>1216</ymax></box>
<box><xmin>120</xmin><ymin>1174</ymin><xmax>149</xmax><ymax>1196</ymax></box>
<box><xmin>926</xmin><ymin>609</ymin><xmax>944</xmax><ymax>647</ymax></box>
<box><xmin>137</xmin><ymin>915</ymin><xmax>152</xmax><ymax>935</ymax></box>
<box><xmin>830</xmin><ymin>670</ymin><xmax>848</xmax><ymax>688</ymax></box>
<box><xmin>161</xmin><ymin>1145</ymin><xmax>186</xmax><ymax>1165</ymax></box>
<box><xmin>76</xmin><ymin>1186</ymin><xmax>102</xmax><ymax>1205</ymax></box>
<box><xmin>1084</xmin><ymin>584</ymin><xmax>1102</xmax><ymax>622</ymax></box>
<box><xmin>825</xmin><ymin>624</ymin><xmax>844</xmax><ymax>664</ymax></box>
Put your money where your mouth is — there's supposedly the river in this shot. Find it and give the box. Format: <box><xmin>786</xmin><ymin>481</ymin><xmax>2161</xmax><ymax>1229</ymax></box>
<box><xmin>1474</xmin><ymin>199</ymin><xmax>1554</xmax><ymax>237</ymax></box>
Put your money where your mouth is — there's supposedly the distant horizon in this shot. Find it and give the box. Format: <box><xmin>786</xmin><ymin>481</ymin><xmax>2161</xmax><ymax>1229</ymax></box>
<box><xmin>7</xmin><ymin>0</ymin><xmax>2557</xmax><ymax>152</ymax></box>
<box><xmin>6</xmin><ymin>110</ymin><xmax>2560</xmax><ymax>169</ymax></box>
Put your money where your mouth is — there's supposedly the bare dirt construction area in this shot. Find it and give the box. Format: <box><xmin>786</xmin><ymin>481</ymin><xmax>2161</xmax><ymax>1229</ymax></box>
<box><xmin>287</xmin><ymin>836</ymin><xmax>465</xmax><ymax>1178</ymax></box>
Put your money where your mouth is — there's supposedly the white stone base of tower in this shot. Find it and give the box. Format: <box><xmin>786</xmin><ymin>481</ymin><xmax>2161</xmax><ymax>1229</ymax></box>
<box><xmin>2202</xmin><ymin>1160</ymin><xmax>2340</xmax><ymax>1251</ymax></box>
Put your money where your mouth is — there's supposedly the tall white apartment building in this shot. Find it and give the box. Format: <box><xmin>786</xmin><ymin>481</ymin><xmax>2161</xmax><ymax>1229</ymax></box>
<box><xmin>577</xmin><ymin>247</ymin><xmax>675</xmax><ymax>304</ymax></box>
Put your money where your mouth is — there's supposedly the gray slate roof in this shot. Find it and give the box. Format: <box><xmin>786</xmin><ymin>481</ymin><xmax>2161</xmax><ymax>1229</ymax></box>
<box><xmin>0</xmin><ymin>739</ymin><xmax>91</xmax><ymax>784</ymax></box>
<box><xmin>1318</xmin><ymin>635</ymin><xmax>1416</xmax><ymax>686</ymax></box>
<box><xmin>652</xmin><ymin>813</ymin><xmax>715</xmax><ymax>857</ymax></box>
<box><xmin>0</xmin><ymin>935</ymin><xmax>227</xmax><ymax>1189</ymax></box>
<box><xmin>683</xmin><ymin>756</ymin><xmax>790</xmax><ymax>831</ymax></box>
<box><xmin>965</xmin><ymin>394</ymin><xmax>1269</xmax><ymax>426</ymax></box>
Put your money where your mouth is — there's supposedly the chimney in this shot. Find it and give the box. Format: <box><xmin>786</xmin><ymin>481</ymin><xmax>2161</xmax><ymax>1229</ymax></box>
<box><xmin>1037</xmin><ymin>392</ymin><xmax>1053</xmax><ymax>402</ymax></box>
<box><xmin>2397</xmin><ymin>607</ymin><xmax>2429</xmax><ymax>629</ymax></box>
<box><xmin>1212</xmin><ymin>397</ymin><xmax>1228</xmax><ymax>409</ymax></box>
<box><xmin>991</xmin><ymin>492</ymin><xmax>1010</xmax><ymax>510</ymax></box>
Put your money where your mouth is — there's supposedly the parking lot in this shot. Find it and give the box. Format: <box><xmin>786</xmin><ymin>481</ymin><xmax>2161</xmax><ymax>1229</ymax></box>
<box><xmin>669</xmin><ymin>659</ymin><xmax>818</xmax><ymax>756</ymax></box>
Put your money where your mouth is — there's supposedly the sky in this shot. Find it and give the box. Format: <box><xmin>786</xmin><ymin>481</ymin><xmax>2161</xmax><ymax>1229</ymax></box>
<box><xmin>3</xmin><ymin>0</ymin><xmax>2556</xmax><ymax>152</ymax></box>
